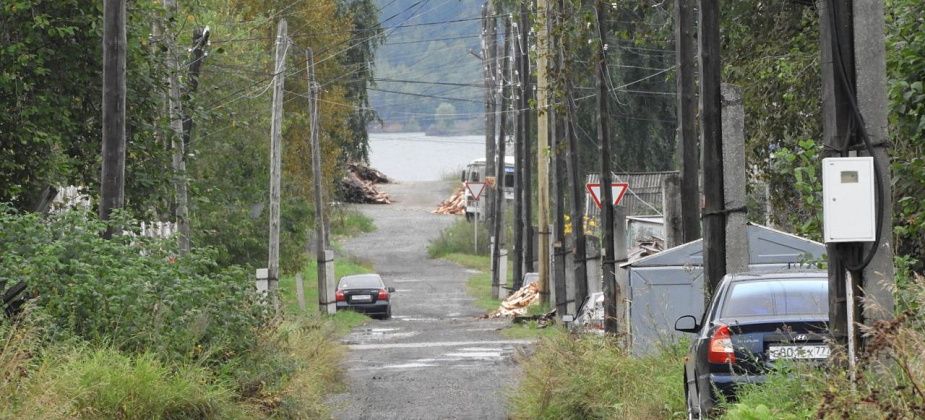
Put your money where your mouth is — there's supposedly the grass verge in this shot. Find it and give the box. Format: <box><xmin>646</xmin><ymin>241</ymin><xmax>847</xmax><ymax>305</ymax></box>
<box><xmin>510</xmin><ymin>330</ymin><xmax>687</xmax><ymax>419</ymax></box>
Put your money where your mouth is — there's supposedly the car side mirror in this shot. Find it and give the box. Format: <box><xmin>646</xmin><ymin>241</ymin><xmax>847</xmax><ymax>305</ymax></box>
<box><xmin>674</xmin><ymin>315</ymin><xmax>700</xmax><ymax>333</ymax></box>
<box><xmin>387</xmin><ymin>287</ymin><xmax>396</xmax><ymax>293</ymax></box>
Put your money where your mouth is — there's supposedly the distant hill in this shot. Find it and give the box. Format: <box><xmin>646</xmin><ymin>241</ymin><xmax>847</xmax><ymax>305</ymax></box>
<box><xmin>371</xmin><ymin>0</ymin><xmax>484</xmax><ymax>134</ymax></box>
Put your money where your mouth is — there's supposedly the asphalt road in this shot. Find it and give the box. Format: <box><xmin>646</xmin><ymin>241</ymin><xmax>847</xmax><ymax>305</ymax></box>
<box><xmin>330</xmin><ymin>181</ymin><xmax>525</xmax><ymax>420</ymax></box>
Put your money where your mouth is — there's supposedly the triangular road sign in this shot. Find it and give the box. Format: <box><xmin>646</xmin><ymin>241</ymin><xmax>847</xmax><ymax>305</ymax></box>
<box><xmin>586</xmin><ymin>182</ymin><xmax>630</xmax><ymax>209</ymax></box>
<box><xmin>465</xmin><ymin>182</ymin><xmax>486</xmax><ymax>201</ymax></box>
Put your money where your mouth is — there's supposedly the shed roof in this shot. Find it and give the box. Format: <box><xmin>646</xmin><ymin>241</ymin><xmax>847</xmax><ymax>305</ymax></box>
<box><xmin>622</xmin><ymin>223</ymin><xmax>825</xmax><ymax>268</ymax></box>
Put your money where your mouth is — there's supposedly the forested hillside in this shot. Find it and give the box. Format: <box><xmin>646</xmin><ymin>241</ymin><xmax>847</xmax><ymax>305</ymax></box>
<box><xmin>371</xmin><ymin>0</ymin><xmax>482</xmax><ymax>133</ymax></box>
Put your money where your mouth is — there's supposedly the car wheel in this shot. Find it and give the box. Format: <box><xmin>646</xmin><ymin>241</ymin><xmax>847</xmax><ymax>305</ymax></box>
<box><xmin>385</xmin><ymin>307</ymin><xmax>392</xmax><ymax>320</ymax></box>
<box><xmin>686</xmin><ymin>383</ymin><xmax>701</xmax><ymax>420</ymax></box>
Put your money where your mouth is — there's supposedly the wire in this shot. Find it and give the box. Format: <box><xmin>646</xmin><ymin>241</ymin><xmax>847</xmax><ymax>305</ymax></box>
<box><xmin>824</xmin><ymin>0</ymin><xmax>884</xmax><ymax>272</ymax></box>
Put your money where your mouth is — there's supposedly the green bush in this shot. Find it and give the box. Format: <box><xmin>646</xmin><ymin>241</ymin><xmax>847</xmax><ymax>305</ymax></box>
<box><xmin>510</xmin><ymin>331</ymin><xmax>686</xmax><ymax>419</ymax></box>
<box><xmin>0</xmin><ymin>206</ymin><xmax>268</xmax><ymax>366</ymax></box>
<box><xmin>720</xmin><ymin>364</ymin><xmax>824</xmax><ymax>420</ymax></box>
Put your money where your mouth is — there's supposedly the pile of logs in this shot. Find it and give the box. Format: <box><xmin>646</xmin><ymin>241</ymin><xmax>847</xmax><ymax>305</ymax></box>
<box><xmin>433</xmin><ymin>185</ymin><xmax>465</xmax><ymax>215</ymax></box>
<box><xmin>489</xmin><ymin>282</ymin><xmax>541</xmax><ymax>318</ymax></box>
<box><xmin>340</xmin><ymin>163</ymin><xmax>391</xmax><ymax>204</ymax></box>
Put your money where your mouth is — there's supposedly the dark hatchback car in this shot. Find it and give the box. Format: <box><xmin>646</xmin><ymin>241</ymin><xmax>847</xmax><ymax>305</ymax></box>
<box><xmin>675</xmin><ymin>271</ymin><xmax>830</xmax><ymax>418</ymax></box>
<box><xmin>335</xmin><ymin>274</ymin><xmax>395</xmax><ymax>319</ymax></box>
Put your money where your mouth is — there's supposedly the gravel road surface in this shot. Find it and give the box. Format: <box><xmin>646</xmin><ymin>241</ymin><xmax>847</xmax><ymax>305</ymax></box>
<box><xmin>330</xmin><ymin>181</ymin><xmax>523</xmax><ymax>420</ymax></box>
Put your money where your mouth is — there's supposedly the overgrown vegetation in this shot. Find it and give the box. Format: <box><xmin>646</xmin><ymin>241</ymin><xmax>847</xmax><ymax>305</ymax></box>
<box><xmin>0</xmin><ymin>208</ymin><xmax>359</xmax><ymax>418</ymax></box>
<box><xmin>428</xmin><ymin>218</ymin><xmax>492</xmax><ymax>258</ymax></box>
<box><xmin>510</xmin><ymin>331</ymin><xmax>686</xmax><ymax>419</ymax></box>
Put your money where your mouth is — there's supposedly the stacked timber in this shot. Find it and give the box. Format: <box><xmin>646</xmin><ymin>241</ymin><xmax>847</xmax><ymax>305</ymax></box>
<box><xmin>489</xmin><ymin>282</ymin><xmax>541</xmax><ymax>318</ymax></box>
<box><xmin>340</xmin><ymin>163</ymin><xmax>391</xmax><ymax>204</ymax></box>
<box><xmin>433</xmin><ymin>185</ymin><xmax>465</xmax><ymax>215</ymax></box>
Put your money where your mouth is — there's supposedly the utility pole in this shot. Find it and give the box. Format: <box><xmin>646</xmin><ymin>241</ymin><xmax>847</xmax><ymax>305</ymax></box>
<box><xmin>551</xmin><ymin>0</ymin><xmax>568</xmax><ymax>316</ymax></box>
<box><xmin>307</xmin><ymin>48</ymin><xmax>331</xmax><ymax>315</ymax></box>
<box><xmin>491</xmin><ymin>17</ymin><xmax>513</xmax><ymax>300</ymax></box>
<box><xmin>268</xmin><ymin>19</ymin><xmax>288</xmax><ymax>307</ymax></box>
<box><xmin>595</xmin><ymin>0</ymin><xmax>619</xmax><ymax>335</ymax></box>
<box><xmin>482</xmin><ymin>4</ymin><xmax>498</xmax><ymax>232</ymax></box>
<box><xmin>560</xmin><ymin>1</ymin><xmax>588</xmax><ymax>307</ymax></box>
<box><xmin>182</xmin><ymin>27</ymin><xmax>211</xmax><ymax>149</ymax></box>
<box><xmin>100</xmin><ymin>0</ymin><xmax>126</xmax><ymax>238</ymax></box>
<box><xmin>163</xmin><ymin>0</ymin><xmax>191</xmax><ymax>255</ymax></box>
<box><xmin>819</xmin><ymin>0</ymin><xmax>894</xmax><ymax>352</ymax></box>
<box><xmin>512</xmin><ymin>17</ymin><xmax>525</xmax><ymax>290</ymax></box>
<box><xmin>662</xmin><ymin>173</ymin><xmax>683</xmax><ymax>249</ymax></box>
<box><xmin>698</xmin><ymin>0</ymin><xmax>726</xmax><ymax>300</ymax></box>
<box><xmin>675</xmin><ymin>0</ymin><xmax>700</xmax><ymax>243</ymax></box>
<box><xmin>520</xmin><ymin>2</ymin><xmax>535</xmax><ymax>279</ymax></box>
<box><xmin>536</xmin><ymin>0</ymin><xmax>551</xmax><ymax>303</ymax></box>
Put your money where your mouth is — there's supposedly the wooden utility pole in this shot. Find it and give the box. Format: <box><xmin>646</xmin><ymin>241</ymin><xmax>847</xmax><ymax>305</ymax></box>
<box><xmin>307</xmin><ymin>48</ymin><xmax>330</xmax><ymax>314</ymax></box>
<box><xmin>182</xmin><ymin>27</ymin><xmax>211</xmax><ymax>149</ymax></box>
<box><xmin>512</xmin><ymin>17</ymin><xmax>525</xmax><ymax>290</ymax></box>
<box><xmin>560</xmin><ymin>2</ymin><xmax>588</xmax><ymax>306</ymax></box>
<box><xmin>520</xmin><ymin>1</ymin><xmax>535</xmax><ymax>279</ymax></box>
<box><xmin>491</xmin><ymin>17</ymin><xmax>513</xmax><ymax>299</ymax></box>
<box><xmin>268</xmin><ymin>19</ymin><xmax>288</xmax><ymax>304</ymax></box>
<box><xmin>662</xmin><ymin>173</ymin><xmax>683</xmax><ymax>249</ymax></box>
<box><xmin>482</xmin><ymin>4</ymin><xmax>498</xmax><ymax>232</ymax></box>
<box><xmin>100</xmin><ymin>0</ymin><xmax>127</xmax><ymax>237</ymax></box>
<box><xmin>595</xmin><ymin>0</ymin><xmax>619</xmax><ymax>334</ymax></box>
<box><xmin>698</xmin><ymin>0</ymin><xmax>726</xmax><ymax>300</ymax></box>
<box><xmin>551</xmin><ymin>0</ymin><xmax>568</xmax><ymax>316</ymax></box>
<box><xmin>163</xmin><ymin>0</ymin><xmax>191</xmax><ymax>255</ymax></box>
<box><xmin>674</xmin><ymin>0</ymin><xmax>700</xmax><ymax>243</ymax></box>
<box><xmin>536</xmin><ymin>0</ymin><xmax>550</xmax><ymax>302</ymax></box>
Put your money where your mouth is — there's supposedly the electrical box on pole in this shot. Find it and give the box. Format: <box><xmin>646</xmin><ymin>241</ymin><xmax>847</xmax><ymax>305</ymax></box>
<box><xmin>822</xmin><ymin>157</ymin><xmax>876</xmax><ymax>243</ymax></box>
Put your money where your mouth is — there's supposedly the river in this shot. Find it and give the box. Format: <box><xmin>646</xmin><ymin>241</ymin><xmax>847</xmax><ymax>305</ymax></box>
<box><xmin>368</xmin><ymin>132</ymin><xmax>485</xmax><ymax>182</ymax></box>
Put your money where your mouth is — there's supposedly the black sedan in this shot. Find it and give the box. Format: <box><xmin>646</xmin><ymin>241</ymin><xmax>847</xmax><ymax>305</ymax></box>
<box><xmin>674</xmin><ymin>271</ymin><xmax>830</xmax><ymax>418</ymax></box>
<box><xmin>335</xmin><ymin>274</ymin><xmax>394</xmax><ymax>319</ymax></box>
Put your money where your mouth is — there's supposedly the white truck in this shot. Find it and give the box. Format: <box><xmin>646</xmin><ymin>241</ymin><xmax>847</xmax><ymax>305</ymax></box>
<box><xmin>461</xmin><ymin>156</ymin><xmax>515</xmax><ymax>221</ymax></box>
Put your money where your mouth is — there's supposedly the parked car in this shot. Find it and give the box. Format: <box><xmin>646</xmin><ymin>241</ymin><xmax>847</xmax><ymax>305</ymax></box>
<box><xmin>569</xmin><ymin>292</ymin><xmax>605</xmax><ymax>334</ymax></box>
<box><xmin>335</xmin><ymin>274</ymin><xmax>394</xmax><ymax>319</ymax></box>
<box><xmin>675</xmin><ymin>271</ymin><xmax>829</xmax><ymax>418</ymax></box>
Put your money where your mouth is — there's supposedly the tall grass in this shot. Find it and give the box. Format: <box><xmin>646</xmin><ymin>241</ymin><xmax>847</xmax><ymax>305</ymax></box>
<box><xmin>428</xmin><ymin>218</ymin><xmax>491</xmax><ymax>257</ymax></box>
<box><xmin>510</xmin><ymin>331</ymin><xmax>687</xmax><ymax>419</ymax></box>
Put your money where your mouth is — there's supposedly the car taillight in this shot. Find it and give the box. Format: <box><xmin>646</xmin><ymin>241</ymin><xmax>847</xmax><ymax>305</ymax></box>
<box><xmin>708</xmin><ymin>324</ymin><xmax>736</xmax><ymax>364</ymax></box>
<box><xmin>377</xmin><ymin>289</ymin><xmax>389</xmax><ymax>301</ymax></box>
<box><xmin>335</xmin><ymin>290</ymin><xmax>345</xmax><ymax>302</ymax></box>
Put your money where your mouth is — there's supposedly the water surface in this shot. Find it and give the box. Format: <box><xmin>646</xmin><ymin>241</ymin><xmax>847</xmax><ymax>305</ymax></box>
<box><xmin>368</xmin><ymin>132</ymin><xmax>485</xmax><ymax>181</ymax></box>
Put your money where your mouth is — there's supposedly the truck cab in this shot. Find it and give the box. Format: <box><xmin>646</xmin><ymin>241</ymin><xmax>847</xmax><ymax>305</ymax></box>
<box><xmin>462</xmin><ymin>157</ymin><xmax>515</xmax><ymax>221</ymax></box>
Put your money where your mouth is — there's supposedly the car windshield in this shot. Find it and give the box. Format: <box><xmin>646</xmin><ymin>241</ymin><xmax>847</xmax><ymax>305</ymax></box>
<box><xmin>721</xmin><ymin>279</ymin><xmax>828</xmax><ymax>319</ymax></box>
<box><xmin>338</xmin><ymin>275</ymin><xmax>382</xmax><ymax>289</ymax></box>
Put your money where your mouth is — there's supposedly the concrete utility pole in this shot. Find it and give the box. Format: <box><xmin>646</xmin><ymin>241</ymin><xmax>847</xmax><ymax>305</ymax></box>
<box><xmin>100</xmin><ymin>0</ymin><xmax>127</xmax><ymax>237</ymax></box>
<box><xmin>819</xmin><ymin>0</ymin><xmax>894</xmax><ymax>350</ymax></box>
<box><xmin>491</xmin><ymin>17</ymin><xmax>513</xmax><ymax>300</ymax></box>
<box><xmin>482</xmin><ymin>4</ymin><xmax>498</xmax><ymax>232</ymax></box>
<box><xmin>722</xmin><ymin>84</ymin><xmax>749</xmax><ymax>274</ymax></box>
<box><xmin>675</xmin><ymin>0</ymin><xmax>701</xmax><ymax>244</ymax></box>
<box><xmin>559</xmin><ymin>2</ymin><xmax>588</xmax><ymax>306</ymax></box>
<box><xmin>595</xmin><ymin>0</ymin><xmax>619</xmax><ymax>334</ymax></box>
<box><xmin>698</xmin><ymin>0</ymin><xmax>726</xmax><ymax>300</ymax></box>
<box><xmin>519</xmin><ymin>1</ymin><xmax>535</xmax><ymax>280</ymax></box>
<box><xmin>536</xmin><ymin>0</ymin><xmax>551</xmax><ymax>303</ymax></box>
<box><xmin>268</xmin><ymin>19</ymin><xmax>288</xmax><ymax>306</ymax></box>
<box><xmin>163</xmin><ymin>0</ymin><xmax>191</xmax><ymax>255</ymax></box>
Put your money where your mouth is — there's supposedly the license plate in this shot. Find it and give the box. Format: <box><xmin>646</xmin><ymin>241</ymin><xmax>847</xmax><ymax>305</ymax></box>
<box><xmin>350</xmin><ymin>295</ymin><xmax>372</xmax><ymax>303</ymax></box>
<box><xmin>768</xmin><ymin>345</ymin><xmax>830</xmax><ymax>360</ymax></box>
